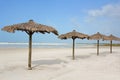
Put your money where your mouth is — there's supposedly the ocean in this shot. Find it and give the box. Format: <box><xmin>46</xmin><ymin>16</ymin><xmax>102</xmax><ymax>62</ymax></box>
<box><xmin>0</xmin><ymin>42</ymin><xmax>95</xmax><ymax>48</ymax></box>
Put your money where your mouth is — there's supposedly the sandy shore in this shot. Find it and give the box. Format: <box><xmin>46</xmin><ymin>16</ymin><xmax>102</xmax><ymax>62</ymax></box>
<box><xmin>0</xmin><ymin>47</ymin><xmax>120</xmax><ymax>80</ymax></box>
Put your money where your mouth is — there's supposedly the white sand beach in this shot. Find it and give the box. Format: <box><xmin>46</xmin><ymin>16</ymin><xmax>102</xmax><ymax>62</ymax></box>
<box><xmin>0</xmin><ymin>47</ymin><xmax>120</xmax><ymax>80</ymax></box>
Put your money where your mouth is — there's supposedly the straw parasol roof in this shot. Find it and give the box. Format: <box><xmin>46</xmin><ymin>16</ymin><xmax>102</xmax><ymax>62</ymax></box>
<box><xmin>59</xmin><ymin>30</ymin><xmax>88</xmax><ymax>39</ymax></box>
<box><xmin>1</xmin><ymin>20</ymin><xmax>58</xmax><ymax>70</ymax></box>
<box><xmin>103</xmin><ymin>34</ymin><xmax>120</xmax><ymax>41</ymax></box>
<box><xmin>103</xmin><ymin>34</ymin><xmax>120</xmax><ymax>53</ymax></box>
<box><xmin>2</xmin><ymin>20</ymin><xmax>58</xmax><ymax>35</ymax></box>
<box><xmin>59</xmin><ymin>30</ymin><xmax>88</xmax><ymax>60</ymax></box>
<box><xmin>89</xmin><ymin>32</ymin><xmax>107</xmax><ymax>55</ymax></box>
<box><xmin>89</xmin><ymin>32</ymin><xmax>107</xmax><ymax>40</ymax></box>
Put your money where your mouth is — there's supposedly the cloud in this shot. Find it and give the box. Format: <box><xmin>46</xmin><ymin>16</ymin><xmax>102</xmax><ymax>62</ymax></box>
<box><xmin>85</xmin><ymin>3</ymin><xmax>120</xmax><ymax>23</ymax></box>
<box><xmin>84</xmin><ymin>4</ymin><xmax>120</xmax><ymax>35</ymax></box>
<box><xmin>88</xmin><ymin>4</ymin><xmax>120</xmax><ymax>17</ymax></box>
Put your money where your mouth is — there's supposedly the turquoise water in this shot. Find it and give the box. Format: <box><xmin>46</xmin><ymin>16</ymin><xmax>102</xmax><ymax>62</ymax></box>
<box><xmin>0</xmin><ymin>42</ymin><xmax>95</xmax><ymax>48</ymax></box>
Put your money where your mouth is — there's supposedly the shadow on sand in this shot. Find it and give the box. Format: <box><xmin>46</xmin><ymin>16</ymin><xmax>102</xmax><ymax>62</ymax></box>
<box><xmin>32</xmin><ymin>59</ymin><xmax>67</xmax><ymax>68</ymax></box>
<box><xmin>67</xmin><ymin>54</ymin><xmax>91</xmax><ymax>60</ymax></box>
<box><xmin>67</xmin><ymin>51</ymin><xmax>117</xmax><ymax>60</ymax></box>
<box><xmin>90</xmin><ymin>51</ymin><xmax>117</xmax><ymax>56</ymax></box>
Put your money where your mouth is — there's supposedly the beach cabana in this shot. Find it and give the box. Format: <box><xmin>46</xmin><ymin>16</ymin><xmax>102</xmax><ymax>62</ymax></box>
<box><xmin>89</xmin><ymin>32</ymin><xmax>107</xmax><ymax>56</ymax></box>
<box><xmin>103</xmin><ymin>34</ymin><xmax>120</xmax><ymax>53</ymax></box>
<box><xmin>59</xmin><ymin>30</ymin><xmax>88</xmax><ymax>60</ymax></box>
<box><xmin>1</xmin><ymin>20</ymin><xmax>58</xmax><ymax>70</ymax></box>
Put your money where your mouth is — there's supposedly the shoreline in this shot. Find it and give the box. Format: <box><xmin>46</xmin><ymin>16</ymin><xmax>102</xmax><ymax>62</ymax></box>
<box><xmin>0</xmin><ymin>45</ymin><xmax>119</xmax><ymax>49</ymax></box>
<box><xmin>0</xmin><ymin>42</ymin><xmax>120</xmax><ymax>49</ymax></box>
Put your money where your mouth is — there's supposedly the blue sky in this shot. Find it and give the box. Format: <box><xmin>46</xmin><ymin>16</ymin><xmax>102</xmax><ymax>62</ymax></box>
<box><xmin>0</xmin><ymin>0</ymin><xmax>120</xmax><ymax>43</ymax></box>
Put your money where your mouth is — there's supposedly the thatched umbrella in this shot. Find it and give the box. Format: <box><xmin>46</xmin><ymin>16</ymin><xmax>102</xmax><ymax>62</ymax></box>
<box><xmin>103</xmin><ymin>34</ymin><xmax>120</xmax><ymax>53</ymax></box>
<box><xmin>89</xmin><ymin>32</ymin><xmax>107</xmax><ymax>56</ymax></box>
<box><xmin>1</xmin><ymin>20</ymin><xmax>58</xmax><ymax>70</ymax></box>
<box><xmin>59</xmin><ymin>30</ymin><xmax>88</xmax><ymax>60</ymax></box>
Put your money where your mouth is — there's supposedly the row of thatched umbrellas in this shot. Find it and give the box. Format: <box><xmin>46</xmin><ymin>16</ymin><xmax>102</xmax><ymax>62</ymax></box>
<box><xmin>89</xmin><ymin>32</ymin><xmax>120</xmax><ymax>55</ymax></box>
<box><xmin>59</xmin><ymin>31</ymin><xmax>120</xmax><ymax>59</ymax></box>
<box><xmin>1</xmin><ymin>20</ymin><xmax>120</xmax><ymax>70</ymax></box>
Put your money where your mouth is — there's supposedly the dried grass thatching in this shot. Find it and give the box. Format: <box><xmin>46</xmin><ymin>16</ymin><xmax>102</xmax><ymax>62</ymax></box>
<box><xmin>103</xmin><ymin>34</ymin><xmax>120</xmax><ymax>41</ymax></box>
<box><xmin>2</xmin><ymin>20</ymin><xmax>58</xmax><ymax>35</ymax></box>
<box><xmin>89</xmin><ymin>32</ymin><xmax>107</xmax><ymax>40</ymax></box>
<box><xmin>59</xmin><ymin>30</ymin><xmax>88</xmax><ymax>39</ymax></box>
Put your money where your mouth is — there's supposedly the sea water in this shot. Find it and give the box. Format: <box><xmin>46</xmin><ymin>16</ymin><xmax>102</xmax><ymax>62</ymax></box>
<box><xmin>0</xmin><ymin>42</ymin><xmax>95</xmax><ymax>48</ymax></box>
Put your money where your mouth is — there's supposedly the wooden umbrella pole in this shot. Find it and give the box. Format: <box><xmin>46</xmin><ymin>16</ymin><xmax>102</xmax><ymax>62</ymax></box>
<box><xmin>97</xmin><ymin>40</ymin><xmax>99</xmax><ymax>56</ymax></box>
<box><xmin>110</xmin><ymin>40</ymin><xmax>112</xmax><ymax>53</ymax></box>
<box><xmin>28</xmin><ymin>33</ymin><xmax>32</xmax><ymax>70</ymax></box>
<box><xmin>72</xmin><ymin>38</ymin><xmax>75</xmax><ymax>60</ymax></box>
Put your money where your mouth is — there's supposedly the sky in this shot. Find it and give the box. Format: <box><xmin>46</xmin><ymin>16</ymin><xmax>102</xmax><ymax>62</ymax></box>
<box><xmin>0</xmin><ymin>0</ymin><xmax>120</xmax><ymax>43</ymax></box>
